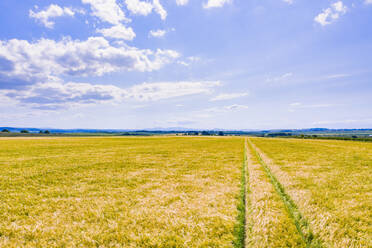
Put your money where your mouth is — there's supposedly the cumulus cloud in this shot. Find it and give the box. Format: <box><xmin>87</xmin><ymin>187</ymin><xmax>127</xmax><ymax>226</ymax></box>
<box><xmin>2</xmin><ymin>81</ymin><xmax>124</xmax><ymax>109</ymax></box>
<box><xmin>0</xmin><ymin>37</ymin><xmax>179</xmax><ymax>86</ymax></box>
<box><xmin>149</xmin><ymin>29</ymin><xmax>166</xmax><ymax>38</ymax></box>
<box><xmin>176</xmin><ymin>0</ymin><xmax>189</xmax><ymax>6</ymax></box>
<box><xmin>123</xmin><ymin>0</ymin><xmax>167</xmax><ymax>20</ymax></box>
<box><xmin>29</xmin><ymin>4</ymin><xmax>75</xmax><ymax>28</ymax></box>
<box><xmin>365</xmin><ymin>0</ymin><xmax>372</xmax><ymax>4</ymax></box>
<box><xmin>153</xmin><ymin>0</ymin><xmax>167</xmax><ymax>20</ymax></box>
<box><xmin>1</xmin><ymin>81</ymin><xmax>221</xmax><ymax>109</ymax></box>
<box><xmin>82</xmin><ymin>0</ymin><xmax>130</xmax><ymax>24</ymax></box>
<box><xmin>314</xmin><ymin>1</ymin><xmax>348</xmax><ymax>26</ymax></box>
<box><xmin>203</xmin><ymin>0</ymin><xmax>232</xmax><ymax>9</ymax></box>
<box><xmin>125</xmin><ymin>0</ymin><xmax>153</xmax><ymax>16</ymax></box>
<box><xmin>97</xmin><ymin>24</ymin><xmax>136</xmax><ymax>40</ymax></box>
<box><xmin>210</xmin><ymin>92</ymin><xmax>249</xmax><ymax>101</ymax></box>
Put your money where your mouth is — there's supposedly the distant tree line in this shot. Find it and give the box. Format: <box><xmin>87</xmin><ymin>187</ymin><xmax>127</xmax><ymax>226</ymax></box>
<box><xmin>1</xmin><ymin>129</ymin><xmax>51</xmax><ymax>134</ymax></box>
<box><xmin>267</xmin><ymin>133</ymin><xmax>372</xmax><ymax>142</ymax></box>
<box><xmin>183</xmin><ymin>131</ymin><xmax>225</xmax><ymax>136</ymax></box>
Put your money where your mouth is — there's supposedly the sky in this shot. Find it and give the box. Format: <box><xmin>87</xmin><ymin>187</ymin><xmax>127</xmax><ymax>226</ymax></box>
<box><xmin>0</xmin><ymin>0</ymin><xmax>371</xmax><ymax>130</ymax></box>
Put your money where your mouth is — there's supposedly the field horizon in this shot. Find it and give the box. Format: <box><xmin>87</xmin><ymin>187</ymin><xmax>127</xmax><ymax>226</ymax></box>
<box><xmin>1</xmin><ymin>1</ymin><xmax>371</xmax><ymax>246</ymax></box>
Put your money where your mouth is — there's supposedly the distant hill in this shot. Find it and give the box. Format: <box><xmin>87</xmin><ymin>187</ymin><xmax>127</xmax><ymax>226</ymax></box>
<box><xmin>1</xmin><ymin>126</ymin><xmax>371</xmax><ymax>136</ymax></box>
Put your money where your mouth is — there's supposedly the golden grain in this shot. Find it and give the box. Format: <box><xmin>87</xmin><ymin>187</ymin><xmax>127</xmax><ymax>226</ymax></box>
<box><xmin>245</xmin><ymin>140</ymin><xmax>305</xmax><ymax>247</ymax></box>
<box><xmin>0</xmin><ymin>137</ymin><xmax>243</xmax><ymax>247</ymax></box>
<box><xmin>250</xmin><ymin>137</ymin><xmax>372</xmax><ymax>248</ymax></box>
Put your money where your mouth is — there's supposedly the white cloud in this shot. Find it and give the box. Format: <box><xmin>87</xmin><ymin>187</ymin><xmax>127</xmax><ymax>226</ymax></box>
<box><xmin>29</xmin><ymin>4</ymin><xmax>75</xmax><ymax>28</ymax></box>
<box><xmin>289</xmin><ymin>102</ymin><xmax>339</xmax><ymax>111</ymax></box>
<box><xmin>266</xmin><ymin>72</ymin><xmax>293</xmax><ymax>82</ymax></box>
<box><xmin>289</xmin><ymin>102</ymin><xmax>301</xmax><ymax>107</ymax></box>
<box><xmin>315</xmin><ymin>9</ymin><xmax>333</xmax><ymax>26</ymax></box>
<box><xmin>312</xmin><ymin>118</ymin><xmax>372</xmax><ymax>125</ymax></box>
<box><xmin>205</xmin><ymin>104</ymin><xmax>248</xmax><ymax>113</ymax></box>
<box><xmin>177</xmin><ymin>56</ymin><xmax>202</xmax><ymax>66</ymax></box>
<box><xmin>283</xmin><ymin>0</ymin><xmax>293</xmax><ymax>4</ymax></box>
<box><xmin>82</xmin><ymin>0</ymin><xmax>130</xmax><ymax>24</ymax></box>
<box><xmin>123</xmin><ymin>0</ymin><xmax>167</xmax><ymax>20</ymax></box>
<box><xmin>1</xmin><ymin>81</ymin><xmax>221</xmax><ymax>109</ymax></box>
<box><xmin>153</xmin><ymin>0</ymin><xmax>167</xmax><ymax>20</ymax></box>
<box><xmin>203</xmin><ymin>0</ymin><xmax>232</xmax><ymax>9</ymax></box>
<box><xmin>125</xmin><ymin>0</ymin><xmax>153</xmax><ymax>16</ymax></box>
<box><xmin>325</xmin><ymin>73</ymin><xmax>350</xmax><ymax>79</ymax></box>
<box><xmin>225</xmin><ymin>104</ymin><xmax>249</xmax><ymax>110</ymax></box>
<box><xmin>97</xmin><ymin>24</ymin><xmax>136</xmax><ymax>40</ymax></box>
<box><xmin>149</xmin><ymin>29</ymin><xmax>166</xmax><ymax>38</ymax></box>
<box><xmin>314</xmin><ymin>1</ymin><xmax>348</xmax><ymax>26</ymax></box>
<box><xmin>365</xmin><ymin>0</ymin><xmax>372</xmax><ymax>4</ymax></box>
<box><xmin>176</xmin><ymin>0</ymin><xmax>189</xmax><ymax>6</ymax></box>
<box><xmin>210</xmin><ymin>92</ymin><xmax>249</xmax><ymax>101</ymax></box>
<box><xmin>290</xmin><ymin>102</ymin><xmax>335</xmax><ymax>108</ymax></box>
<box><xmin>126</xmin><ymin>81</ymin><xmax>220</xmax><ymax>101</ymax></box>
<box><xmin>0</xmin><ymin>37</ymin><xmax>179</xmax><ymax>84</ymax></box>
<box><xmin>2</xmin><ymin>81</ymin><xmax>125</xmax><ymax>109</ymax></box>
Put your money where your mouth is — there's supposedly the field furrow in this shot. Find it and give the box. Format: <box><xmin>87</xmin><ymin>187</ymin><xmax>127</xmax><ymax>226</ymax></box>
<box><xmin>249</xmin><ymin>137</ymin><xmax>372</xmax><ymax>248</ymax></box>
<box><xmin>232</xmin><ymin>139</ymin><xmax>247</xmax><ymax>248</ymax></box>
<box><xmin>245</xmin><ymin>139</ymin><xmax>306</xmax><ymax>247</ymax></box>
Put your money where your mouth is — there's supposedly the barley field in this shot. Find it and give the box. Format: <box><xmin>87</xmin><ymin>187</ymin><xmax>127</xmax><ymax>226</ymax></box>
<box><xmin>0</xmin><ymin>136</ymin><xmax>371</xmax><ymax>247</ymax></box>
<box><xmin>0</xmin><ymin>137</ymin><xmax>244</xmax><ymax>247</ymax></box>
<box><xmin>249</xmin><ymin>137</ymin><xmax>372</xmax><ymax>247</ymax></box>
<box><xmin>245</xmin><ymin>140</ymin><xmax>305</xmax><ymax>247</ymax></box>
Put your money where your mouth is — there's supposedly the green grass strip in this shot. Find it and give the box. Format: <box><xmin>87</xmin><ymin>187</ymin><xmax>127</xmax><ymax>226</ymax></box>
<box><xmin>233</xmin><ymin>140</ymin><xmax>248</xmax><ymax>248</ymax></box>
<box><xmin>247</xmin><ymin>139</ymin><xmax>323</xmax><ymax>248</ymax></box>
<box><xmin>244</xmin><ymin>140</ymin><xmax>253</xmax><ymax>246</ymax></box>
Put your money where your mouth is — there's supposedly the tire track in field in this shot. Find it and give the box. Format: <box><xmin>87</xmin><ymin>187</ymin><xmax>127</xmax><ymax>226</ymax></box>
<box><xmin>233</xmin><ymin>139</ymin><xmax>247</xmax><ymax>248</ymax></box>
<box><xmin>247</xmin><ymin>139</ymin><xmax>323</xmax><ymax>248</ymax></box>
<box><xmin>244</xmin><ymin>139</ymin><xmax>252</xmax><ymax>247</ymax></box>
<box><xmin>245</xmin><ymin>139</ymin><xmax>305</xmax><ymax>247</ymax></box>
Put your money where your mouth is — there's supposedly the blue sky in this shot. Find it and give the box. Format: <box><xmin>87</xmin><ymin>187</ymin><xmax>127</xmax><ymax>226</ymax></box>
<box><xmin>0</xmin><ymin>0</ymin><xmax>371</xmax><ymax>129</ymax></box>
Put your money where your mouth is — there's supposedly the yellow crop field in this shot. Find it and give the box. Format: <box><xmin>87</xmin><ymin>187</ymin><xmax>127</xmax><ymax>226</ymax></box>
<box><xmin>249</xmin><ymin>137</ymin><xmax>372</xmax><ymax>247</ymax></box>
<box><xmin>0</xmin><ymin>137</ymin><xmax>244</xmax><ymax>247</ymax></box>
<box><xmin>245</xmin><ymin>141</ymin><xmax>305</xmax><ymax>247</ymax></box>
<box><xmin>1</xmin><ymin>136</ymin><xmax>370</xmax><ymax>247</ymax></box>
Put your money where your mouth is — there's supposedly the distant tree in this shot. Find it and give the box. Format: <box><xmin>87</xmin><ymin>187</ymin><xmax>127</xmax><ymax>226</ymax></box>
<box><xmin>1</xmin><ymin>129</ymin><xmax>10</xmax><ymax>132</ymax></box>
<box><xmin>218</xmin><ymin>131</ymin><xmax>224</xmax><ymax>136</ymax></box>
<box><xmin>44</xmin><ymin>130</ymin><xmax>50</xmax><ymax>134</ymax></box>
<box><xmin>39</xmin><ymin>131</ymin><xmax>43</xmax><ymax>134</ymax></box>
<box><xmin>352</xmin><ymin>135</ymin><xmax>358</xmax><ymax>139</ymax></box>
<box><xmin>201</xmin><ymin>131</ymin><xmax>210</xmax><ymax>136</ymax></box>
<box><xmin>20</xmin><ymin>130</ymin><xmax>29</xmax><ymax>133</ymax></box>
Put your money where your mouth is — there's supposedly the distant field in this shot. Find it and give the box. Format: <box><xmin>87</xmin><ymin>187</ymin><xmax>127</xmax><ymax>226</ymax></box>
<box><xmin>249</xmin><ymin>137</ymin><xmax>372</xmax><ymax>247</ymax></box>
<box><xmin>1</xmin><ymin>136</ymin><xmax>370</xmax><ymax>247</ymax></box>
<box><xmin>0</xmin><ymin>137</ymin><xmax>244</xmax><ymax>247</ymax></box>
